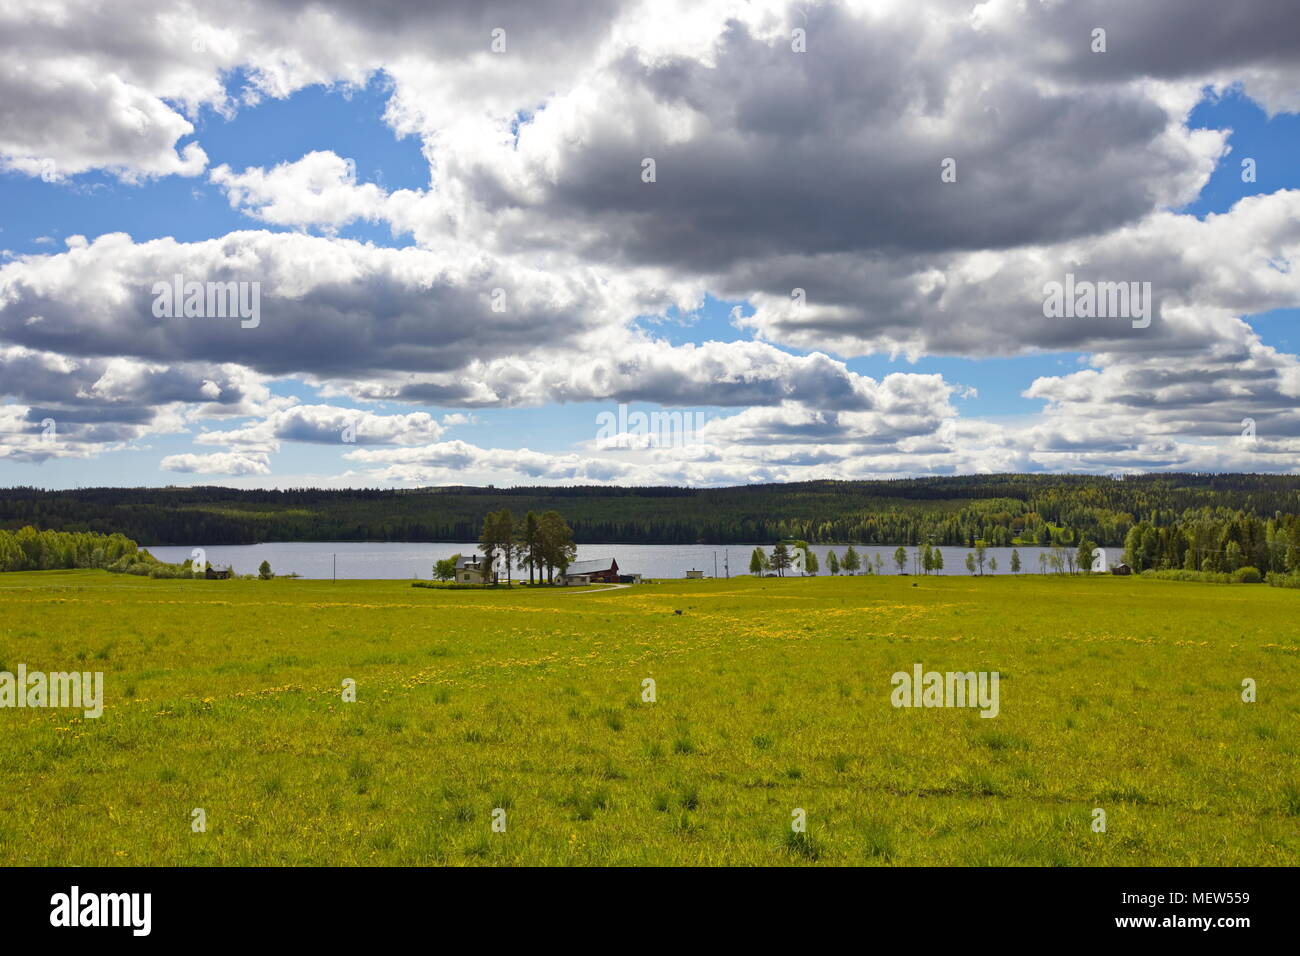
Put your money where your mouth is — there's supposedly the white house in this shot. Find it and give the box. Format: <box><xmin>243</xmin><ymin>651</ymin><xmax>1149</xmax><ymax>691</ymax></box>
<box><xmin>454</xmin><ymin>554</ymin><xmax>495</xmax><ymax>585</ymax></box>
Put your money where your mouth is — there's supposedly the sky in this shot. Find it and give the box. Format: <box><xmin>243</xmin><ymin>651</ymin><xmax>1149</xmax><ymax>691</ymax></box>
<box><xmin>1</xmin><ymin>0</ymin><xmax>1299</xmax><ymax>489</ymax></box>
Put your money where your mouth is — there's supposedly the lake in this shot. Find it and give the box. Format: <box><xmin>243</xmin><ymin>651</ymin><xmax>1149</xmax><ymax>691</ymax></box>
<box><xmin>145</xmin><ymin>542</ymin><xmax>1104</xmax><ymax>580</ymax></box>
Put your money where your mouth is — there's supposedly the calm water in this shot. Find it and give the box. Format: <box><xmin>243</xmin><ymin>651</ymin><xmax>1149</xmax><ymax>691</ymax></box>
<box><xmin>146</xmin><ymin>542</ymin><xmax>1098</xmax><ymax>580</ymax></box>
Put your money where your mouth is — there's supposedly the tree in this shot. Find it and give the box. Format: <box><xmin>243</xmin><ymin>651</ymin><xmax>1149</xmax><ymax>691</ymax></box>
<box><xmin>1224</xmin><ymin>540</ymin><xmax>1244</xmax><ymax>572</ymax></box>
<box><xmin>258</xmin><ymin>560</ymin><xmax>273</xmax><ymax>580</ymax></box>
<box><xmin>874</xmin><ymin>553</ymin><xmax>885</xmax><ymax>574</ymax></box>
<box><xmin>520</xmin><ymin>511</ymin><xmax>542</xmax><ymax>584</ymax></box>
<box><xmin>478</xmin><ymin>512</ymin><xmax>498</xmax><ymax>583</ymax></box>
<box><xmin>921</xmin><ymin>543</ymin><xmax>934</xmax><ymax>574</ymax></box>
<box><xmin>842</xmin><ymin>545</ymin><xmax>861</xmax><ymax>575</ymax></box>
<box><xmin>988</xmin><ymin>557</ymin><xmax>998</xmax><ymax>573</ymax></box>
<box><xmin>1123</xmin><ymin>522</ymin><xmax>1160</xmax><ymax>572</ymax></box>
<box><xmin>974</xmin><ymin>542</ymin><xmax>987</xmax><ymax>575</ymax></box>
<box><xmin>434</xmin><ymin>554</ymin><xmax>459</xmax><ymax>582</ymax></box>
<box><xmin>1010</xmin><ymin>548</ymin><xmax>1021</xmax><ymax>574</ymax></box>
<box><xmin>1038</xmin><ymin>552</ymin><xmax>1047</xmax><ymax>574</ymax></box>
<box><xmin>932</xmin><ymin>548</ymin><xmax>944</xmax><ymax>572</ymax></box>
<box><xmin>1076</xmin><ymin>539</ymin><xmax>1097</xmax><ymax>574</ymax></box>
<box><xmin>827</xmin><ymin>551</ymin><xmax>840</xmax><ymax>575</ymax></box>
<box><xmin>750</xmin><ymin>547</ymin><xmax>765</xmax><ymax>576</ymax></box>
<box><xmin>479</xmin><ymin>509</ymin><xmax>515</xmax><ymax>585</ymax></box>
<box><xmin>893</xmin><ymin>546</ymin><xmax>908</xmax><ymax>574</ymax></box>
<box><xmin>801</xmin><ymin>544</ymin><xmax>819</xmax><ymax>575</ymax></box>
<box><xmin>771</xmin><ymin>542</ymin><xmax>791</xmax><ymax>577</ymax></box>
<box><xmin>538</xmin><ymin>510</ymin><xmax>576</xmax><ymax>583</ymax></box>
<box><xmin>965</xmin><ymin>552</ymin><xmax>977</xmax><ymax>574</ymax></box>
<box><xmin>499</xmin><ymin>511</ymin><xmax>518</xmax><ymax>585</ymax></box>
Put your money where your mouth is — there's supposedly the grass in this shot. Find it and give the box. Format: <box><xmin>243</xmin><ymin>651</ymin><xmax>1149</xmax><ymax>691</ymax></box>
<box><xmin>0</xmin><ymin>569</ymin><xmax>1297</xmax><ymax>865</ymax></box>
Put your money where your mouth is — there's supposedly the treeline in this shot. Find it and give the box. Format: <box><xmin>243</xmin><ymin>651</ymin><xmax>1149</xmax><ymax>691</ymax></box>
<box><xmin>1122</xmin><ymin>515</ymin><xmax>1300</xmax><ymax>576</ymax></box>
<box><xmin>0</xmin><ymin>526</ymin><xmax>141</xmax><ymax>571</ymax></box>
<box><xmin>750</xmin><ymin>541</ymin><xmax>1086</xmax><ymax>576</ymax></box>
<box><xmin>0</xmin><ymin>525</ymin><xmax>248</xmax><ymax>579</ymax></box>
<box><xmin>4</xmin><ymin>474</ymin><xmax>1300</xmax><ymax>550</ymax></box>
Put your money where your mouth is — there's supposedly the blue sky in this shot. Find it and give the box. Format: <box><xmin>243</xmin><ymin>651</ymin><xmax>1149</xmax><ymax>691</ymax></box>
<box><xmin>1182</xmin><ymin>90</ymin><xmax>1300</xmax><ymax>358</ymax></box>
<box><xmin>0</xmin><ymin>74</ymin><xmax>427</xmax><ymax>255</ymax></box>
<box><xmin>2</xmin><ymin>1</ymin><xmax>1299</xmax><ymax>487</ymax></box>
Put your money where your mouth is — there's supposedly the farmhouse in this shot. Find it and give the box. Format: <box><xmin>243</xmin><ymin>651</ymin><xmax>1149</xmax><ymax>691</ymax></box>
<box><xmin>1111</xmin><ymin>564</ymin><xmax>1132</xmax><ymax>576</ymax></box>
<box><xmin>454</xmin><ymin>554</ymin><xmax>495</xmax><ymax>585</ymax></box>
<box><xmin>561</xmin><ymin>558</ymin><xmax>620</xmax><ymax>586</ymax></box>
<box><xmin>203</xmin><ymin>566</ymin><xmax>232</xmax><ymax>580</ymax></box>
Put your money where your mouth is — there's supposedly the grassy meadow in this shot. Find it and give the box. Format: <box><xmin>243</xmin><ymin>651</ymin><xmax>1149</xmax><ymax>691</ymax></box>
<box><xmin>0</xmin><ymin>570</ymin><xmax>1297</xmax><ymax>866</ymax></box>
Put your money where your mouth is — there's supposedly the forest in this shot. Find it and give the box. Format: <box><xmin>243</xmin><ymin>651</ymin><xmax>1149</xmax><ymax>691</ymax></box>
<box><xmin>3</xmin><ymin>474</ymin><xmax>1300</xmax><ymax>576</ymax></box>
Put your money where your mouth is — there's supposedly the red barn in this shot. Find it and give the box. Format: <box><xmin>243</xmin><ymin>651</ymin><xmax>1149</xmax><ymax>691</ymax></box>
<box><xmin>561</xmin><ymin>558</ymin><xmax>620</xmax><ymax>585</ymax></box>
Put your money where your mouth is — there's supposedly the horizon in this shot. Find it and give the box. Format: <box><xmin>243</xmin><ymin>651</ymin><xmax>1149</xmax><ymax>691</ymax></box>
<box><xmin>6</xmin><ymin>469</ymin><xmax>1300</xmax><ymax>494</ymax></box>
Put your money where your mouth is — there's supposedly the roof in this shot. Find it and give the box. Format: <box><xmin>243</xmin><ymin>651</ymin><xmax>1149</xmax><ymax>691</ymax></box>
<box><xmin>565</xmin><ymin>558</ymin><xmax>617</xmax><ymax>575</ymax></box>
<box><xmin>455</xmin><ymin>555</ymin><xmax>484</xmax><ymax>569</ymax></box>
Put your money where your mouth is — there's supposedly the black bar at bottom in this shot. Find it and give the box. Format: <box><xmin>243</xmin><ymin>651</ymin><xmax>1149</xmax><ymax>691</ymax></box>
<box><xmin>0</xmin><ymin>865</ymin><xmax>1284</xmax><ymax>941</ymax></box>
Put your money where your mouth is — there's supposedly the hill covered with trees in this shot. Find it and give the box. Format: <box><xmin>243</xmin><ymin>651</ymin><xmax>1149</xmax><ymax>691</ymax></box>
<box><xmin>2</xmin><ymin>473</ymin><xmax>1299</xmax><ymax>563</ymax></box>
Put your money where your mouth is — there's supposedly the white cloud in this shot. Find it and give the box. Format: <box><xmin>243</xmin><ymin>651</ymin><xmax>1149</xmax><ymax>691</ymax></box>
<box><xmin>194</xmin><ymin>404</ymin><xmax>445</xmax><ymax>452</ymax></box>
<box><xmin>210</xmin><ymin>151</ymin><xmax>401</xmax><ymax>232</ymax></box>
<box><xmin>160</xmin><ymin>451</ymin><xmax>272</xmax><ymax>475</ymax></box>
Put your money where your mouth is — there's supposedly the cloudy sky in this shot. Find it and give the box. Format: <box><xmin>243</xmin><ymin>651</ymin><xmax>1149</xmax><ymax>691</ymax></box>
<box><xmin>2</xmin><ymin>0</ymin><xmax>1299</xmax><ymax>489</ymax></box>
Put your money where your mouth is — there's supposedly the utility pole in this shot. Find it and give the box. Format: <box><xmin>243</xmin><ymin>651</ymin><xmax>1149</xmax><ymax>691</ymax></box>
<box><xmin>713</xmin><ymin>551</ymin><xmax>718</xmax><ymax>579</ymax></box>
<box><xmin>333</xmin><ymin>553</ymin><xmax>336</xmax><ymax>582</ymax></box>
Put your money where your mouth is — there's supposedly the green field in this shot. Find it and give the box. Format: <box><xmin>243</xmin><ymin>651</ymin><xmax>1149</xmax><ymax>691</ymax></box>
<box><xmin>1</xmin><ymin>571</ymin><xmax>1297</xmax><ymax>866</ymax></box>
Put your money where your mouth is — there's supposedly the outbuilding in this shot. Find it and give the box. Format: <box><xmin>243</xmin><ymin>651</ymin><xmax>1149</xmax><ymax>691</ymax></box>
<box><xmin>560</xmin><ymin>558</ymin><xmax>620</xmax><ymax>585</ymax></box>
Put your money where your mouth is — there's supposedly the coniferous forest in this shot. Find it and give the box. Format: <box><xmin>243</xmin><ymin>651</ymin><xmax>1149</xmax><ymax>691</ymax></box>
<box><xmin>2</xmin><ymin>474</ymin><xmax>1300</xmax><ymax>575</ymax></box>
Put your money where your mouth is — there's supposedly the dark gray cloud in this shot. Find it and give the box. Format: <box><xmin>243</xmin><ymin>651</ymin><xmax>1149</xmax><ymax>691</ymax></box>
<box><xmin>0</xmin><ymin>233</ymin><xmax>608</xmax><ymax>380</ymax></box>
<box><xmin>1011</xmin><ymin>0</ymin><xmax>1300</xmax><ymax>90</ymax></box>
<box><xmin>466</xmin><ymin>12</ymin><xmax>1207</xmax><ymax>274</ymax></box>
<box><xmin>0</xmin><ymin>347</ymin><xmax>254</xmax><ymax>415</ymax></box>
